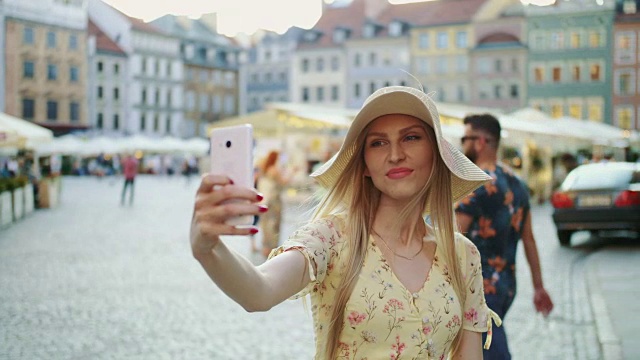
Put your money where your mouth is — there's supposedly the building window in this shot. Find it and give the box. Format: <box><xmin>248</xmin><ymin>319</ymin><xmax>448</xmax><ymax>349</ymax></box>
<box><xmin>570</xmin><ymin>32</ymin><xmax>581</xmax><ymax>48</ymax></box>
<box><xmin>97</xmin><ymin>113</ymin><xmax>103</xmax><ymax>129</ymax></box>
<box><xmin>46</xmin><ymin>100</ymin><xmax>58</xmax><ymax>121</ymax></box>
<box><xmin>532</xmin><ymin>33</ymin><xmax>545</xmax><ymax>50</ymax></box>
<box><xmin>166</xmin><ymin>62</ymin><xmax>171</xmax><ymax>77</ymax></box>
<box><xmin>457</xmin><ymin>86</ymin><xmax>465</xmax><ymax>101</ymax></box>
<box><xmin>140</xmin><ymin>115</ymin><xmax>146</xmax><ymax>131</ymax></box>
<box><xmin>70</xmin><ymin>66</ymin><xmax>79</xmax><ymax>82</ymax></box>
<box><xmin>141</xmin><ymin>57</ymin><xmax>147</xmax><ymax>73</ymax></box>
<box><xmin>22</xmin><ymin>98</ymin><xmax>35</xmax><ymax>119</ymax></box>
<box><xmin>551</xmin><ymin>104</ymin><xmax>563</xmax><ymax>118</ymax></box>
<box><xmin>23</xmin><ymin>61</ymin><xmax>35</xmax><ymax>78</ymax></box>
<box><xmin>113</xmin><ymin>114</ymin><xmax>119</xmax><ymax>130</ymax></box>
<box><xmin>316</xmin><ymin>58</ymin><xmax>324</xmax><ymax>72</ymax></box>
<box><xmin>23</xmin><ymin>28</ymin><xmax>34</xmax><ymax>44</ymax></box>
<box><xmin>569</xmin><ymin>104</ymin><xmax>582</xmax><ymax>119</ymax></box>
<box><xmin>419</xmin><ymin>33</ymin><xmax>429</xmax><ymax>49</ymax></box>
<box><xmin>331</xmin><ymin>85</ymin><xmax>339</xmax><ymax>101</ymax></box>
<box><xmin>47</xmin><ymin>31</ymin><xmax>56</xmax><ymax>48</ymax></box>
<box><xmin>510</xmin><ymin>84</ymin><xmax>519</xmax><ymax>98</ymax></box>
<box><xmin>154</xmin><ymin>115</ymin><xmax>160</xmax><ymax>132</ymax></box>
<box><xmin>550</xmin><ymin>32</ymin><xmax>563</xmax><ymax>49</ymax></box>
<box><xmin>167</xmin><ymin>90</ymin><xmax>172</xmax><ymax>107</ymax></box>
<box><xmin>114</xmin><ymin>87</ymin><xmax>120</xmax><ymax>100</ymax></box>
<box><xmin>571</xmin><ymin>65</ymin><xmax>581</xmax><ymax>82</ymax></box>
<box><xmin>354</xmin><ymin>53</ymin><xmax>362</xmax><ymax>67</ymax></box>
<box><xmin>165</xmin><ymin>116</ymin><xmax>171</xmax><ymax>133</ymax></box>
<box><xmin>114</xmin><ymin>64</ymin><xmax>120</xmax><ymax>75</ymax></box>
<box><xmin>354</xmin><ymin>83</ymin><xmax>361</xmax><ymax>98</ymax></box>
<box><xmin>616</xmin><ymin>107</ymin><xmax>633</xmax><ymax>129</ymax></box>
<box><xmin>331</xmin><ymin>56</ymin><xmax>339</xmax><ymax>71</ymax></box>
<box><xmin>589</xmin><ymin>31</ymin><xmax>601</xmax><ymax>48</ymax></box>
<box><xmin>369</xmin><ymin>81</ymin><xmax>376</xmax><ymax>95</ymax></box>
<box><xmin>301</xmin><ymin>58</ymin><xmax>309</xmax><ymax>72</ymax></box>
<box><xmin>534</xmin><ymin>67</ymin><xmax>544</xmax><ymax>83</ymax></box>
<box><xmin>47</xmin><ymin>64</ymin><xmax>58</xmax><ymax>80</ymax></box>
<box><xmin>69</xmin><ymin>34</ymin><xmax>78</xmax><ymax>50</ymax></box>
<box><xmin>456</xmin><ymin>56</ymin><xmax>468</xmax><ymax>73</ymax></box>
<box><xmin>437</xmin><ymin>58</ymin><xmax>447</xmax><ymax>74</ymax></box>
<box><xmin>418</xmin><ymin>58</ymin><xmax>429</xmax><ymax>74</ymax></box>
<box><xmin>588</xmin><ymin>104</ymin><xmax>603</xmax><ymax>121</ymax></box>
<box><xmin>436</xmin><ymin>32</ymin><xmax>448</xmax><ymax>49</ymax></box>
<box><xmin>317</xmin><ymin>86</ymin><xmax>324</xmax><ymax>101</ymax></box>
<box><xmin>70</xmin><ymin>102</ymin><xmax>79</xmax><ymax>122</ymax></box>
<box><xmin>224</xmin><ymin>95</ymin><xmax>235</xmax><ymax>114</ymax></box>
<box><xmin>369</xmin><ymin>52</ymin><xmax>376</xmax><ymax>66</ymax></box>
<box><xmin>456</xmin><ymin>31</ymin><xmax>467</xmax><ymax>48</ymax></box>
<box><xmin>97</xmin><ymin>86</ymin><xmax>103</xmax><ymax>99</ymax></box>
<box><xmin>478</xmin><ymin>58</ymin><xmax>491</xmax><ymax>74</ymax></box>
<box><xmin>155</xmin><ymin>90</ymin><xmax>160</xmax><ymax>104</ymax></box>
<box><xmin>495</xmin><ymin>59</ymin><xmax>502</xmax><ymax>73</ymax></box>
<box><xmin>552</xmin><ymin>67</ymin><xmax>562</xmax><ymax>82</ymax></box>
<box><xmin>302</xmin><ymin>87</ymin><xmax>309</xmax><ymax>102</ymax></box>
<box><xmin>511</xmin><ymin>58</ymin><xmax>518</xmax><ymax>72</ymax></box>
<box><xmin>590</xmin><ymin>64</ymin><xmax>601</xmax><ymax>81</ymax></box>
<box><xmin>618</xmin><ymin>72</ymin><xmax>633</xmax><ymax>95</ymax></box>
<box><xmin>494</xmin><ymin>85</ymin><xmax>502</xmax><ymax>99</ymax></box>
<box><xmin>97</xmin><ymin>61</ymin><xmax>103</xmax><ymax>73</ymax></box>
<box><xmin>141</xmin><ymin>88</ymin><xmax>147</xmax><ymax>104</ymax></box>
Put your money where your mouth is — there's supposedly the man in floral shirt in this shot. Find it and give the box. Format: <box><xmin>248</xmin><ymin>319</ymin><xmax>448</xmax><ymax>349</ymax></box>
<box><xmin>455</xmin><ymin>114</ymin><xmax>554</xmax><ymax>360</ymax></box>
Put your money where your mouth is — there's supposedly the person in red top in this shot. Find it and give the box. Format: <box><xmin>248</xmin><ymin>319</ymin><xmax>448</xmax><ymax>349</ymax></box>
<box><xmin>121</xmin><ymin>154</ymin><xmax>139</xmax><ymax>205</ymax></box>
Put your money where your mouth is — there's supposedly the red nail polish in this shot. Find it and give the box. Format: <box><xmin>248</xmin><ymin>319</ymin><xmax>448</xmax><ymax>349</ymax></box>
<box><xmin>249</xmin><ymin>228</ymin><xmax>259</xmax><ymax>234</ymax></box>
<box><xmin>229</xmin><ymin>179</ymin><xmax>234</xmax><ymax>185</ymax></box>
<box><xmin>256</xmin><ymin>194</ymin><xmax>264</xmax><ymax>201</ymax></box>
<box><xmin>258</xmin><ymin>205</ymin><xmax>268</xmax><ymax>213</ymax></box>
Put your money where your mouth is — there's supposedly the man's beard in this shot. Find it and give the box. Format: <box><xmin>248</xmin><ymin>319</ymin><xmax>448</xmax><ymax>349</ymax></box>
<box><xmin>464</xmin><ymin>148</ymin><xmax>477</xmax><ymax>164</ymax></box>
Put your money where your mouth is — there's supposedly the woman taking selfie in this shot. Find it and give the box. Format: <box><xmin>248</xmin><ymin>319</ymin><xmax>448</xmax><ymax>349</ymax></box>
<box><xmin>190</xmin><ymin>86</ymin><xmax>500</xmax><ymax>359</ymax></box>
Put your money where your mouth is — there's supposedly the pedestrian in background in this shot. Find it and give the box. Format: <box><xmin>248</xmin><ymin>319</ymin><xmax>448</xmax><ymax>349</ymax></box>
<box><xmin>190</xmin><ymin>86</ymin><xmax>502</xmax><ymax>359</ymax></box>
<box><xmin>121</xmin><ymin>154</ymin><xmax>138</xmax><ymax>206</ymax></box>
<box><xmin>256</xmin><ymin>150</ymin><xmax>287</xmax><ymax>258</ymax></box>
<box><xmin>455</xmin><ymin>113</ymin><xmax>554</xmax><ymax>360</ymax></box>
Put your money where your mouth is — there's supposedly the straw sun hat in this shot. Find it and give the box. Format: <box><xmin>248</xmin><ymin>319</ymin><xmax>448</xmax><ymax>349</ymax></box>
<box><xmin>311</xmin><ymin>86</ymin><xmax>491</xmax><ymax>205</ymax></box>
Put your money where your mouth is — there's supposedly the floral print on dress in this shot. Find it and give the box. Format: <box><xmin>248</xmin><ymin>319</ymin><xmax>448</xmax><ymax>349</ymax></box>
<box><xmin>269</xmin><ymin>215</ymin><xmax>493</xmax><ymax>359</ymax></box>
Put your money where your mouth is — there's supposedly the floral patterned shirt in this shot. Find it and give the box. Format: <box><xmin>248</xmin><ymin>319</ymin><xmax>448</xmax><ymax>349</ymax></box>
<box><xmin>455</xmin><ymin>163</ymin><xmax>530</xmax><ymax>314</ymax></box>
<box><xmin>269</xmin><ymin>214</ymin><xmax>496</xmax><ymax>360</ymax></box>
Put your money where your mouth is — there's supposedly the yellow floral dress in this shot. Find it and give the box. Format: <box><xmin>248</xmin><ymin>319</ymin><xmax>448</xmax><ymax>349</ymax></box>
<box><xmin>269</xmin><ymin>214</ymin><xmax>499</xmax><ymax>360</ymax></box>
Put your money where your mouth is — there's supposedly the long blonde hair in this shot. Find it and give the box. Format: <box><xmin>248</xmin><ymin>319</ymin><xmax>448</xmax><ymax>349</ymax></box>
<box><xmin>312</xmin><ymin>121</ymin><xmax>466</xmax><ymax>359</ymax></box>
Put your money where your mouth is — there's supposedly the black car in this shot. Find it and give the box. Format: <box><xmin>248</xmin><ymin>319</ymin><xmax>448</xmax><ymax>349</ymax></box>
<box><xmin>551</xmin><ymin>162</ymin><xmax>640</xmax><ymax>246</ymax></box>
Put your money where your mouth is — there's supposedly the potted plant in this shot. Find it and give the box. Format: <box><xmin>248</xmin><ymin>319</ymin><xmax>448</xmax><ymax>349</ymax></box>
<box><xmin>0</xmin><ymin>179</ymin><xmax>13</xmax><ymax>227</ymax></box>
<box><xmin>10</xmin><ymin>177</ymin><xmax>26</xmax><ymax>221</ymax></box>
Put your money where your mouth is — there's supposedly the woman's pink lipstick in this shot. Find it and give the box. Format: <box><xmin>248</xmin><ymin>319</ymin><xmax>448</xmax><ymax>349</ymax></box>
<box><xmin>386</xmin><ymin>167</ymin><xmax>413</xmax><ymax>179</ymax></box>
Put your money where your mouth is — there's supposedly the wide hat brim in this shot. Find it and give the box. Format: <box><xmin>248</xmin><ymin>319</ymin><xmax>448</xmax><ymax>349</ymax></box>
<box><xmin>310</xmin><ymin>86</ymin><xmax>491</xmax><ymax>205</ymax></box>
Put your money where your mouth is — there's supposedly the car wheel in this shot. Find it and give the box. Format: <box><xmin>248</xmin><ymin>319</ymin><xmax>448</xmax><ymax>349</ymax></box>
<box><xmin>558</xmin><ymin>230</ymin><xmax>572</xmax><ymax>247</ymax></box>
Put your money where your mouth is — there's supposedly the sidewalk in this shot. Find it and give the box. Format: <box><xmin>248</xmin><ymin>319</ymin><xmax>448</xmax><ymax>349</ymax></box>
<box><xmin>586</xmin><ymin>246</ymin><xmax>640</xmax><ymax>360</ymax></box>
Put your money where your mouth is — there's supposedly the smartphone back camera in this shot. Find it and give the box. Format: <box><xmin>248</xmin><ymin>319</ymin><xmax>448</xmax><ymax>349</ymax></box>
<box><xmin>226</xmin><ymin>140</ymin><xmax>231</xmax><ymax>148</ymax></box>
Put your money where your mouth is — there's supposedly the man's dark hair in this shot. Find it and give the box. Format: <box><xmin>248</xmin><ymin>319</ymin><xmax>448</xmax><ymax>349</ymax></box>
<box><xmin>463</xmin><ymin>113</ymin><xmax>501</xmax><ymax>147</ymax></box>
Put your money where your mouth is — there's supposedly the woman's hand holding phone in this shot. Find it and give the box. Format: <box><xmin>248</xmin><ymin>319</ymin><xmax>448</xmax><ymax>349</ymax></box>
<box><xmin>190</xmin><ymin>174</ymin><xmax>267</xmax><ymax>259</ymax></box>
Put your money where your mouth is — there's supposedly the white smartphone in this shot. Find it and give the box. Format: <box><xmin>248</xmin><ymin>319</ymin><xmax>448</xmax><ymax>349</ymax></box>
<box><xmin>210</xmin><ymin>124</ymin><xmax>255</xmax><ymax>226</ymax></box>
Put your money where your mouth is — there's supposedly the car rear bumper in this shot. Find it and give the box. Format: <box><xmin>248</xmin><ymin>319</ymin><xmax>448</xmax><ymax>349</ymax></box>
<box><xmin>552</xmin><ymin>207</ymin><xmax>640</xmax><ymax>231</ymax></box>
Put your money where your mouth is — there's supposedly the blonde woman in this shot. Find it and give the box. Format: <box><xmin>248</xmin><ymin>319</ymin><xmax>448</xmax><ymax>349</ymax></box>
<box><xmin>191</xmin><ymin>86</ymin><xmax>500</xmax><ymax>359</ymax></box>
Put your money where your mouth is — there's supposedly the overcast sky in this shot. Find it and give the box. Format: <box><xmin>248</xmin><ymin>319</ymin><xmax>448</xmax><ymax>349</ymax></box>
<box><xmin>102</xmin><ymin>0</ymin><xmax>553</xmax><ymax>37</ymax></box>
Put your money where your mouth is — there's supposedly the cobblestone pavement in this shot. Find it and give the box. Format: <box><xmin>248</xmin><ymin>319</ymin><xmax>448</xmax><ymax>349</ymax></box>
<box><xmin>0</xmin><ymin>176</ymin><xmax>603</xmax><ymax>359</ymax></box>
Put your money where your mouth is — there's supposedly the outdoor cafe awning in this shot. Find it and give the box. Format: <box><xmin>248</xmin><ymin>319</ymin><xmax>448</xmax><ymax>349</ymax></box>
<box><xmin>0</xmin><ymin>112</ymin><xmax>53</xmax><ymax>149</ymax></box>
<box><xmin>207</xmin><ymin>103</ymin><xmax>355</xmax><ymax>138</ymax></box>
